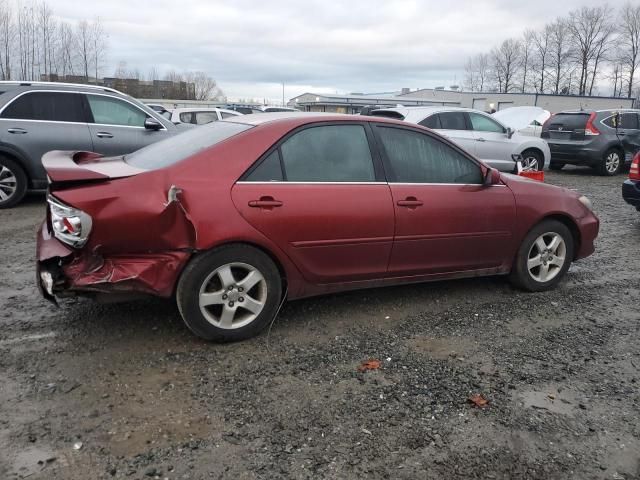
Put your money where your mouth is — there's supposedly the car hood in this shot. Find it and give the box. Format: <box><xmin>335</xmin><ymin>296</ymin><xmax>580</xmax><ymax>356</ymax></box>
<box><xmin>493</xmin><ymin>107</ymin><xmax>550</xmax><ymax>130</ymax></box>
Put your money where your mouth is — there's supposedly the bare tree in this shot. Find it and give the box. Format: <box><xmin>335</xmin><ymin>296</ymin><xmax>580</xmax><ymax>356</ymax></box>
<box><xmin>491</xmin><ymin>38</ymin><xmax>522</xmax><ymax>93</ymax></box>
<box><xmin>567</xmin><ymin>6</ymin><xmax>615</xmax><ymax>95</ymax></box>
<box><xmin>531</xmin><ymin>24</ymin><xmax>552</xmax><ymax>93</ymax></box>
<box><xmin>57</xmin><ymin>22</ymin><xmax>75</xmax><ymax>77</ymax></box>
<box><xmin>185</xmin><ymin>71</ymin><xmax>222</xmax><ymax>100</ymax></box>
<box><xmin>37</xmin><ymin>1</ymin><xmax>55</xmax><ymax>77</ymax></box>
<box><xmin>76</xmin><ymin>19</ymin><xmax>91</xmax><ymax>82</ymax></box>
<box><xmin>91</xmin><ymin>18</ymin><xmax>107</xmax><ymax>84</ymax></box>
<box><xmin>619</xmin><ymin>2</ymin><xmax>640</xmax><ymax>98</ymax></box>
<box><xmin>548</xmin><ymin>18</ymin><xmax>573</xmax><ymax>94</ymax></box>
<box><xmin>464</xmin><ymin>53</ymin><xmax>490</xmax><ymax>91</ymax></box>
<box><xmin>520</xmin><ymin>30</ymin><xmax>535</xmax><ymax>92</ymax></box>
<box><xmin>0</xmin><ymin>0</ymin><xmax>14</xmax><ymax>80</ymax></box>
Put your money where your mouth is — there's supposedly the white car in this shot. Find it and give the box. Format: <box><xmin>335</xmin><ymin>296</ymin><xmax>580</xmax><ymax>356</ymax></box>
<box><xmin>169</xmin><ymin>107</ymin><xmax>242</xmax><ymax>125</ymax></box>
<box><xmin>493</xmin><ymin>107</ymin><xmax>551</xmax><ymax>138</ymax></box>
<box><xmin>260</xmin><ymin>106</ymin><xmax>300</xmax><ymax>113</ymax></box>
<box><xmin>369</xmin><ymin>106</ymin><xmax>550</xmax><ymax>171</ymax></box>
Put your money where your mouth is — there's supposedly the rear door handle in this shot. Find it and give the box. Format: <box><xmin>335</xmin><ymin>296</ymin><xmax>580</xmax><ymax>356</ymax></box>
<box><xmin>476</xmin><ymin>137</ymin><xmax>486</xmax><ymax>142</ymax></box>
<box><xmin>96</xmin><ymin>132</ymin><xmax>114</xmax><ymax>138</ymax></box>
<box><xmin>397</xmin><ymin>197</ymin><xmax>423</xmax><ymax>208</ymax></box>
<box><xmin>7</xmin><ymin>128</ymin><xmax>27</xmax><ymax>134</ymax></box>
<box><xmin>248</xmin><ymin>196</ymin><xmax>283</xmax><ymax>209</ymax></box>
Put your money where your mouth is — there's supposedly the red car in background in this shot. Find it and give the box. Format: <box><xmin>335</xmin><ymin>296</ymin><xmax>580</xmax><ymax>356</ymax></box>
<box><xmin>37</xmin><ymin>113</ymin><xmax>599</xmax><ymax>342</ymax></box>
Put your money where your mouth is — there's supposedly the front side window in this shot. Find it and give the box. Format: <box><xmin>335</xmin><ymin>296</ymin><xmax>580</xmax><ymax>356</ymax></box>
<box><xmin>279</xmin><ymin>125</ymin><xmax>375</xmax><ymax>182</ymax></box>
<box><xmin>376</xmin><ymin>126</ymin><xmax>482</xmax><ymax>184</ymax></box>
<box><xmin>438</xmin><ymin>112</ymin><xmax>468</xmax><ymax>130</ymax></box>
<box><xmin>87</xmin><ymin>95</ymin><xmax>148</xmax><ymax>127</ymax></box>
<box><xmin>468</xmin><ymin>112</ymin><xmax>505</xmax><ymax>133</ymax></box>
<box><xmin>1</xmin><ymin>91</ymin><xmax>85</xmax><ymax>122</ymax></box>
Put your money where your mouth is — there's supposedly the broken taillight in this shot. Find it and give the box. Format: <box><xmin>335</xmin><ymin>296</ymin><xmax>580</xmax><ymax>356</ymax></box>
<box><xmin>47</xmin><ymin>195</ymin><xmax>92</xmax><ymax>248</ymax></box>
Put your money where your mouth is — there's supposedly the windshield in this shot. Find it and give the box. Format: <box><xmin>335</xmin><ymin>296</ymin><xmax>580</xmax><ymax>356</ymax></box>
<box><xmin>126</xmin><ymin>121</ymin><xmax>253</xmax><ymax>169</ymax></box>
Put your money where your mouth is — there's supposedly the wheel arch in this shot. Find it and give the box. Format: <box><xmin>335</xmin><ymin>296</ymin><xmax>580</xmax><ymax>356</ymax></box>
<box><xmin>0</xmin><ymin>146</ymin><xmax>35</xmax><ymax>187</ymax></box>
<box><xmin>540</xmin><ymin>214</ymin><xmax>581</xmax><ymax>261</ymax></box>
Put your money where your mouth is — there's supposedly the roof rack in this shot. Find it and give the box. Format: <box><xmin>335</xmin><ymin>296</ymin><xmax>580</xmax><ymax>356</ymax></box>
<box><xmin>0</xmin><ymin>81</ymin><xmax>123</xmax><ymax>95</ymax></box>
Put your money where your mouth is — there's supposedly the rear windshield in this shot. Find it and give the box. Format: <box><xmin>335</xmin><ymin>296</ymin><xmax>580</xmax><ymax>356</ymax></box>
<box><xmin>126</xmin><ymin>121</ymin><xmax>252</xmax><ymax>169</ymax></box>
<box><xmin>370</xmin><ymin>110</ymin><xmax>405</xmax><ymax>120</ymax></box>
<box><xmin>545</xmin><ymin>113</ymin><xmax>589</xmax><ymax>130</ymax></box>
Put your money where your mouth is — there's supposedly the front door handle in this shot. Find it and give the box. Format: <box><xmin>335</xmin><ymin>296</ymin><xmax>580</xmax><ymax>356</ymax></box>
<box><xmin>248</xmin><ymin>196</ymin><xmax>283</xmax><ymax>209</ymax></box>
<box><xmin>7</xmin><ymin>128</ymin><xmax>27</xmax><ymax>134</ymax></box>
<box><xmin>397</xmin><ymin>197</ymin><xmax>423</xmax><ymax>208</ymax></box>
<box><xmin>96</xmin><ymin>132</ymin><xmax>114</xmax><ymax>138</ymax></box>
<box><xmin>476</xmin><ymin>137</ymin><xmax>486</xmax><ymax>142</ymax></box>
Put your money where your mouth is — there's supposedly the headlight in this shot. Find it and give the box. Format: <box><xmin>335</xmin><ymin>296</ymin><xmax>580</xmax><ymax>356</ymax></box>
<box><xmin>47</xmin><ymin>195</ymin><xmax>92</xmax><ymax>248</ymax></box>
<box><xmin>578</xmin><ymin>195</ymin><xmax>594</xmax><ymax>212</ymax></box>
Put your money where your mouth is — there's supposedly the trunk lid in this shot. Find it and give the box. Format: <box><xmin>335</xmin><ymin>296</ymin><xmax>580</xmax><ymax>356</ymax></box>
<box><xmin>42</xmin><ymin>151</ymin><xmax>146</xmax><ymax>185</ymax></box>
<box><xmin>542</xmin><ymin>112</ymin><xmax>590</xmax><ymax>141</ymax></box>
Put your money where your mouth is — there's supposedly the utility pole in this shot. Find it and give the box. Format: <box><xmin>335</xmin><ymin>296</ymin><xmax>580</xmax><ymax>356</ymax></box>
<box><xmin>282</xmin><ymin>82</ymin><xmax>285</xmax><ymax>107</ymax></box>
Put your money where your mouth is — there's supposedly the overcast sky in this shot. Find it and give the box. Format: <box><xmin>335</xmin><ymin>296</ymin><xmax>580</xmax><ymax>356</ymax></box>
<box><xmin>52</xmin><ymin>0</ymin><xmax>612</xmax><ymax>102</ymax></box>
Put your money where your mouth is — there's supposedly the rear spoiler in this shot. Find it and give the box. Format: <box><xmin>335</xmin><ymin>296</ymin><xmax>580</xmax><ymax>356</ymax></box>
<box><xmin>42</xmin><ymin>151</ymin><xmax>146</xmax><ymax>184</ymax></box>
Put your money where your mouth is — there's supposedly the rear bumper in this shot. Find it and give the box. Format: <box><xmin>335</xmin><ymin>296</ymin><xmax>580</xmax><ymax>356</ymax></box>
<box><xmin>547</xmin><ymin>144</ymin><xmax>602</xmax><ymax>165</ymax></box>
<box><xmin>36</xmin><ymin>222</ymin><xmax>191</xmax><ymax>300</ymax></box>
<box><xmin>622</xmin><ymin>179</ymin><xmax>640</xmax><ymax>210</ymax></box>
<box><xmin>575</xmin><ymin>213</ymin><xmax>599</xmax><ymax>260</ymax></box>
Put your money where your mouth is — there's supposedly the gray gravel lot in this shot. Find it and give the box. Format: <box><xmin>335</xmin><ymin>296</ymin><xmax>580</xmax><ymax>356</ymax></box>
<box><xmin>0</xmin><ymin>168</ymin><xmax>639</xmax><ymax>480</ymax></box>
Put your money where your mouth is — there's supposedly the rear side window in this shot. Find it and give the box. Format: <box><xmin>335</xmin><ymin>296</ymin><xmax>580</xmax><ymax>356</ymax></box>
<box><xmin>220</xmin><ymin>112</ymin><xmax>236</xmax><ymax>119</ymax></box>
<box><xmin>602</xmin><ymin>113</ymin><xmax>639</xmax><ymax>129</ymax></box>
<box><xmin>376</xmin><ymin>126</ymin><xmax>482</xmax><ymax>184</ymax></box>
<box><xmin>246</xmin><ymin>151</ymin><xmax>283</xmax><ymax>181</ymax></box>
<box><xmin>1</xmin><ymin>92</ymin><xmax>85</xmax><ymax>122</ymax></box>
<box><xmin>195</xmin><ymin>111</ymin><xmax>218</xmax><ymax>124</ymax></box>
<box><xmin>126</xmin><ymin>121</ymin><xmax>252</xmax><ymax>169</ymax></box>
<box><xmin>179</xmin><ymin>112</ymin><xmax>195</xmax><ymax>124</ymax></box>
<box><xmin>419</xmin><ymin>114</ymin><xmax>440</xmax><ymax>129</ymax></box>
<box><xmin>280</xmin><ymin>125</ymin><xmax>375</xmax><ymax>182</ymax></box>
<box><xmin>468</xmin><ymin>112</ymin><xmax>505</xmax><ymax>133</ymax></box>
<box><xmin>87</xmin><ymin>95</ymin><xmax>148</xmax><ymax>127</ymax></box>
<box><xmin>438</xmin><ymin>112</ymin><xmax>468</xmax><ymax>130</ymax></box>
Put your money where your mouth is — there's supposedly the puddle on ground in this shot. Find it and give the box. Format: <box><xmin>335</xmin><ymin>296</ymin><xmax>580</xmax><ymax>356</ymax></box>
<box><xmin>518</xmin><ymin>388</ymin><xmax>578</xmax><ymax>415</ymax></box>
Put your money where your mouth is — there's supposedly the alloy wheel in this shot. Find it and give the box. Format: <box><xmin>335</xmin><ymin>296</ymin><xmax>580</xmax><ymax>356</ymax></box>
<box><xmin>527</xmin><ymin>232</ymin><xmax>567</xmax><ymax>283</ymax></box>
<box><xmin>198</xmin><ymin>262</ymin><xmax>267</xmax><ymax>329</ymax></box>
<box><xmin>605</xmin><ymin>152</ymin><xmax>620</xmax><ymax>174</ymax></box>
<box><xmin>521</xmin><ymin>155</ymin><xmax>539</xmax><ymax>171</ymax></box>
<box><xmin>0</xmin><ymin>165</ymin><xmax>17</xmax><ymax>202</ymax></box>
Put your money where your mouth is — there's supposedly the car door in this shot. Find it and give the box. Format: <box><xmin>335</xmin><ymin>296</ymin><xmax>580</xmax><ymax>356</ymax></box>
<box><xmin>373</xmin><ymin>124</ymin><xmax>516</xmax><ymax>276</ymax></box>
<box><xmin>615</xmin><ymin>112</ymin><xmax>640</xmax><ymax>162</ymax></box>
<box><xmin>85</xmin><ymin>94</ymin><xmax>171</xmax><ymax>156</ymax></box>
<box><xmin>427</xmin><ymin>111</ymin><xmax>478</xmax><ymax>156</ymax></box>
<box><xmin>0</xmin><ymin>91</ymin><xmax>93</xmax><ymax>183</ymax></box>
<box><xmin>232</xmin><ymin>122</ymin><xmax>394</xmax><ymax>284</ymax></box>
<box><xmin>467</xmin><ymin>112</ymin><xmax>516</xmax><ymax>171</ymax></box>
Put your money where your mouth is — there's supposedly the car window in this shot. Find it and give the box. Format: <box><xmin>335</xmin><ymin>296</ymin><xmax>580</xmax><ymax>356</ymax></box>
<box><xmin>280</xmin><ymin>125</ymin><xmax>375</xmax><ymax>182</ymax></box>
<box><xmin>468</xmin><ymin>112</ymin><xmax>505</xmax><ymax>133</ymax></box>
<box><xmin>220</xmin><ymin>112</ymin><xmax>236</xmax><ymax>119</ymax></box>
<box><xmin>1</xmin><ymin>91</ymin><xmax>85</xmax><ymax>122</ymax></box>
<box><xmin>438</xmin><ymin>112</ymin><xmax>468</xmax><ymax>130</ymax></box>
<box><xmin>245</xmin><ymin>150</ymin><xmax>283</xmax><ymax>181</ymax></box>
<box><xmin>87</xmin><ymin>95</ymin><xmax>148</xmax><ymax>127</ymax></box>
<box><xmin>376</xmin><ymin>126</ymin><xmax>482</xmax><ymax>184</ymax></box>
<box><xmin>179</xmin><ymin>112</ymin><xmax>195</xmax><ymax>124</ymax></box>
<box><xmin>419</xmin><ymin>114</ymin><xmax>440</xmax><ymax>129</ymax></box>
<box><xmin>195</xmin><ymin>112</ymin><xmax>218</xmax><ymax>124</ymax></box>
<box><xmin>126</xmin><ymin>121</ymin><xmax>252</xmax><ymax>169</ymax></box>
<box><xmin>603</xmin><ymin>113</ymin><xmax>639</xmax><ymax>129</ymax></box>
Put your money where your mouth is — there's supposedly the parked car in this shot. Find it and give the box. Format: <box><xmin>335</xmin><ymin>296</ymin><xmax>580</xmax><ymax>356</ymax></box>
<box><xmin>145</xmin><ymin>103</ymin><xmax>173</xmax><ymax>120</ymax></box>
<box><xmin>37</xmin><ymin>113</ymin><xmax>598</xmax><ymax>342</ymax></box>
<box><xmin>260</xmin><ymin>106</ymin><xmax>299</xmax><ymax>113</ymax></box>
<box><xmin>369</xmin><ymin>106</ymin><xmax>550</xmax><ymax>172</ymax></box>
<box><xmin>169</xmin><ymin>107</ymin><xmax>242</xmax><ymax>125</ymax></box>
<box><xmin>493</xmin><ymin>106</ymin><xmax>551</xmax><ymax>137</ymax></box>
<box><xmin>0</xmin><ymin>82</ymin><xmax>191</xmax><ymax>208</ymax></box>
<box><xmin>622</xmin><ymin>152</ymin><xmax>640</xmax><ymax>211</ymax></box>
<box><xmin>225</xmin><ymin>105</ymin><xmax>264</xmax><ymax>115</ymax></box>
<box><xmin>542</xmin><ymin>109</ymin><xmax>640</xmax><ymax>175</ymax></box>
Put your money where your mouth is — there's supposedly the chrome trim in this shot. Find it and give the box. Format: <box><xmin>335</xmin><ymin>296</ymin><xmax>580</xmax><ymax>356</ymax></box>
<box><xmin>236</xmin><ymin>181</ymin><xmax>386</xmax><ymax>185</ymax></box>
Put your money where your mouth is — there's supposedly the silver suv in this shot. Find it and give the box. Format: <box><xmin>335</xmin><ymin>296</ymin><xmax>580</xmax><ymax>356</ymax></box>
<box><xmin>0</xmin><ymin>82</ymin><xmax>189</xmax><ymax>208</ymax></box>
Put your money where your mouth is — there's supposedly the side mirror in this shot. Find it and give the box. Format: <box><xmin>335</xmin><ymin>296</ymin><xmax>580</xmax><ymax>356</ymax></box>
<box><xmin>506</xmin><ymin>127</ymin><xmax>515</xmax><ymax>139</ymax></box>
<box><xmin>144</xmin><ymin>117</ymin><xmax>163</xmax><ymax>131</ymax></box>
<box><xmin>483</xmin><ymin>167</ymin><xmax>500</xmax><ymax>186</ymax></box>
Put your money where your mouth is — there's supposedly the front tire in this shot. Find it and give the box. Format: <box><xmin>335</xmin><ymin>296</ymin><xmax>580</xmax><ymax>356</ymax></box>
<box><xmin>510</xmin><ymin>220</ymin><xmax>574</xmax><ymax>292</ymax></box>
<box><xmin>0</xmin><ymin>156</ymin><xmax>28</xmax><ymax>209</ymax></box>
<box><xmin>598</xmin><ymin>148</ymin><xmax>623</xmax><ymax>176</ymax></box>
<box><xmin>176</xmin><ymin>245</ymin><xmax>282</xmax><ymax>342</ymax></box>
<box><xmin>521</xmin><ymin>149</ymin><xmax>544</xmax><ymax>171</ymax></box>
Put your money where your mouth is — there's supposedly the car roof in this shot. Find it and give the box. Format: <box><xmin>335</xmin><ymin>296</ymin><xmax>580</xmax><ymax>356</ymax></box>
<box><xmin>0</xmin><ymin>81</ymin><xmax>123</xmax><ymax>95</ymax></box>
<box><xmin>223</xmin><ymin>111</ymin><xmax>408</xmax><ymax>128</ymax></box>
<box><xmin>172</xmin><ymin>107</ymin><xmax>240</xmax><ymax>114</ymax></box>
<box><xmin>371</xmin><ymin>106</ymin><xmax>485</xmax><ymax>123</ymax></box>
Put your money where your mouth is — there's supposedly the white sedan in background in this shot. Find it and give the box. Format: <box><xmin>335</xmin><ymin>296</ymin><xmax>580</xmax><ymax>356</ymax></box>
<box><xmin>369</xmin><ymin>106</ymin><xmax>551</xmax><ymax>171</ymax></box>
<box><xmin>169</xmin><ymin>107</ymin><xmax>242</xmax><ymax>125</ymax></box>
<box><xmin>493</xmin><ymin>106</ymin><xmax>551</xmax><ymax>138</ymax></box>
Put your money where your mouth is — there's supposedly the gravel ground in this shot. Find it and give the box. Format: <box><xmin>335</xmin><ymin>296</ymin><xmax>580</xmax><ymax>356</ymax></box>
<box><xmin>0</xmin><ymin>168</ymin><xmax>639</xmax><ymax>480</ymax></box>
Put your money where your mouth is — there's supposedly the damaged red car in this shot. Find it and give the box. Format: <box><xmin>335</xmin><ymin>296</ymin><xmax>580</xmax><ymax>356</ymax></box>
<box><xmin>37</xmin><ymin>113</ymin><xmax>599</xmax><ymax>341</ymax></box>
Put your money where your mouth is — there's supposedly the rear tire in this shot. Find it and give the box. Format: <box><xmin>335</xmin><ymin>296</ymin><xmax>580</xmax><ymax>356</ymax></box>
<box><xmin>176</xmin><ymin>244</ymin><xmax>282</xmax><ymax>342</ymax></box>
<box><xmin>549</xmin><ymin>162</ymin><xmax>565</xmax><ymax>171</ymax></box>
<box><xmin>0</xmin><ymin>156</ymin><xmax>28</xmax><ymax>209</ymax></box>
<box><xmin>598</xmin><ymin>148</ymin><xmax>624</xmax><ymax>176</ymax></box>
<box><xmin>521</xmin><ymin>149</ymin><xmax>545</xmax><ymax>171</ymax></box>
<box><xmin>510</xmin><ymin>219</ymin><xmax>574</xmax><ymax>292</ymax></box>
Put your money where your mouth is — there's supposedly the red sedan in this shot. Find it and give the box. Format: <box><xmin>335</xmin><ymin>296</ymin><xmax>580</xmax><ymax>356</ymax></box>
<box><xmin>37</xmin><ymin>113</ymin><xmax>599</xmax><ymax>341</ymax></box>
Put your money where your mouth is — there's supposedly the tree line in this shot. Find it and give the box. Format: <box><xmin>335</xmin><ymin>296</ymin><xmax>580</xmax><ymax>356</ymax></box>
<box><xmin>464</xmin><ymin>3</ymin><xmax>640</xmax><ymax>98</ymax></box>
